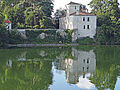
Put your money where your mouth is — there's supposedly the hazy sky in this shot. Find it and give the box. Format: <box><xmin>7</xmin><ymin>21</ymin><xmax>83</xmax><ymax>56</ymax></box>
<box><xmin>53</xmin><ymin>0</ymin><xmax>120</xmax><ymax>12</ymax></box>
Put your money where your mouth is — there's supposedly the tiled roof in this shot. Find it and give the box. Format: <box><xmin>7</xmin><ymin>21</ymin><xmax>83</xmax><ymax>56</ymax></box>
<box><xmin>5</xmin><ymin>19</ymin><xmax>11</xmax><ymax>23</ymax></box>
<box><xmin>67</xmin><ymin>2</ymin><xmax>80</xmax><ymax>5</ymax></box>
<box><xmin>79</xmin><ymin>12</ymin><xmax>95</xmax><ymax>16</ymax></box>
<box><xmin>70</xmin><ymin>12</ymin><xmax>95</xmax><ymax>16</ymax></box>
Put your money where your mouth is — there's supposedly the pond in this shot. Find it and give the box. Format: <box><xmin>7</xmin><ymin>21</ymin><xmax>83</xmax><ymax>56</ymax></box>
<box><xmin>0</xmin><ymin>46</ymin><xmax>120</xmax><ymax>90</ymax></box>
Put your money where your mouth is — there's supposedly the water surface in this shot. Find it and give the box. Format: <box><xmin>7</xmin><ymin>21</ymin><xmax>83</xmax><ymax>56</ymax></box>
<box><xmin>0</xmin><ymin>46</ymin><xmax>120</xmax><ymax>90</ymax></box>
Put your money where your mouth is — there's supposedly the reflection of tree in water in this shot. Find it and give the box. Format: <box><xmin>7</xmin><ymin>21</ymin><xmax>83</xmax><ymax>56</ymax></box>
<box><xmin>0</xmin><ymin>47</ymin><xmax>72</xmax><ymax>90</ymax></box>
<box><xmin>90</xmin><ymin>46</ymin><xmax>120</xmax><ymax>90</ymax></box>
<box><xmin>1</xmin><ymin>46</ymin><xmax>120</xmax><ymax>89</ymax></box>
<box><xmin>0</xmin><ymin>61</ymin><xmax>52</xmax><ymax>90</ymax></box>
<box><xmin>0</xmin><ymin>47</ymin><xmax>72</xmax><ymax>62</ymax></box>
<box><xmin>24</xmin><ymin>47</ymin><xmax>72</xmax><ymax>61</ymax></box>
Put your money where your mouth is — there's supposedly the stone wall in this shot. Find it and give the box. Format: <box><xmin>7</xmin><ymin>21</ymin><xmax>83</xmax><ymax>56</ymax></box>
<box><xmin>15</xmin><ymin>29</ymin><xmax>72</xmax><ymax>43</ymax></box>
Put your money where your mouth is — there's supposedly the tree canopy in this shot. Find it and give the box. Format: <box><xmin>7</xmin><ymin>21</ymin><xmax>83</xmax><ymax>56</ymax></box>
<box><xmin>89</xmin><ymin>0</ymin><xmax>120</xmax><ymax>45</ymax></box>
<box><xmin>0</xmin><ymin>0</ymin><xmax>54</xmax><ymax>29</ymax></box>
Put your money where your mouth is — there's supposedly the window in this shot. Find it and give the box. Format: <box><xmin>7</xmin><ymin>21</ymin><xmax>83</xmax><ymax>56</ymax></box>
<box><xmin>75</xmin><ymin>6</ymin><xmax>76</xmax><ymax>9</ymax></box>
<box><xmin>87</xmin><ymin>67</ymin><xmax>89</xmax><ymax>70</ymax></box>
<box><xmin>87</xmin><ymin>59</ymin><xmax>89</xmax><ymax>63</ymax></box>
<box><xmin>87</xmin><ymin>66</ymin><xmax>89</xmax><ymax>72</ymax></box>
<box><xmin>83</xmin><ymin>59</ymin><xmax>85</xmax><ymax>63</ymax></box>
<box><xmin>87</xmin><ymin>25</ymin><xmax>89</xmax><ymax>29</ymax></box>
<box><xmin>83</xmin><ymin>67</ymin><xmax>84</xmax><ymax>71</ymax></box>
<box><xmin>84</xmin><ymin>25</ymin><xmax>85</xmax><ymax>29</ymax></box>
<box><xmin>83</xmin><ymin>17</ymin><xmax>85</xmax><ymax>21</ymax></box>
<box><xmin>87</xmin><ymin>17</ymin><xmax>90</xmax><ymax>21</ymax></box>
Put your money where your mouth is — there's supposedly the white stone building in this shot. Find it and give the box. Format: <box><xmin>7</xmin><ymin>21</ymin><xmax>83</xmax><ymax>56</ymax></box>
<box><xmin>59</xmin><ymin>2</ymin><xmax>97</xmax><ymax>41</ymax></box>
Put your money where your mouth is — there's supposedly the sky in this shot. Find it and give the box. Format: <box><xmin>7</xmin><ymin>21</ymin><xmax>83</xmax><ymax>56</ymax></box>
<box><xmin>53</xmin><ymin>0</ymin><xmax>120</xmax><ymax>12</ymax></box>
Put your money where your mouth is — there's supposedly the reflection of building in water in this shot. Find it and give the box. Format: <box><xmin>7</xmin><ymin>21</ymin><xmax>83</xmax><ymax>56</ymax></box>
<box><xmin>66</xmin><ymin>48</ymin><xmax>96</xmax><ymax>84</ymax></box>
<box><xmin>56</xmin><ymin>48</ymin><xmax>96</xmax><ymax>84</ymax></box>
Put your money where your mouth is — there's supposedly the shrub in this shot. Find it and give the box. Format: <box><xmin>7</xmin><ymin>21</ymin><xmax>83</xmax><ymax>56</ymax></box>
<box><xmin>0</xmin><ymin>25</ymin><xmax>9</xmax><ymax>47</ymax></box>
<box><xmin>77</xmin><ymin>37</ymin><xmax>95</xmax><ymax>45</ymax></box>
<box><xmin>8</xmin><ymin>30</ymin><xmax>25</xmax><ymax>44</ymax></box>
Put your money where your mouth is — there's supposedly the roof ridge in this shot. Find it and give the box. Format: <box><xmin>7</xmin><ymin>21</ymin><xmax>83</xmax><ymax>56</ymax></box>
<box><xmin>67</xmin><ymin>2</ymin><xmax>80</xmax><ymax>5</ymax></box>
<box><xmin>70</xmin><ymin>12</ymin><xmax>95</xmax><ymax>16</ymax></box>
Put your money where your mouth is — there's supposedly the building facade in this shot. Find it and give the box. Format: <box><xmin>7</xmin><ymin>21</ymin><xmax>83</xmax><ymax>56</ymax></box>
<box><xmin>59</xmin><ymin>2</ymin><xmax>97</xmax><ymax>41</ymax></box>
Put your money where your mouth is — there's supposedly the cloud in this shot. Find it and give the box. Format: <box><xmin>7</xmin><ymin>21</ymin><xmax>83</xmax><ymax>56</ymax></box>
<box><xmin>76</xmin><ymin>78</ymin><xmax>95</xmax><ymax>89</ymax></box>
<box><xmin>54</xmin><ymin>0</ymin><xmax>120</xmax><ymax>12</ymax></box>
<box><xmin>76</xmin><ymin>73</ymin><xmax>96</xmax><ymax>89</ymax></box>
<box><xmin>53</xmin><ymin>0</ymin><xmax>92</xmax><ymax>12</ymax></box>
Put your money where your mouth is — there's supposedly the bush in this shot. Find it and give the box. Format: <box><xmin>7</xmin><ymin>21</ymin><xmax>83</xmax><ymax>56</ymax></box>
<box><xmin>0</xmin><ymin>26</ymin><xmax>25</xmax><ymax>47</ymax></box>
<box><xmin>25</xmin><ymin>29</ymin><xmax>73</xmax><ymax>44</ymax></box>
<box><xmin>26</xmin><ymin>30</ymin><xmax>59</xmax><ymax>44</ymax></box>
<box><xmin>77</xmin><ymin>37</ymin><xmax>95</xmax><ymax>45</ymax></box>
<box><xmin>8</xmin><ymin>30</ymin><xmax>25</xmax><ymax>44</ymax></box>
<box><xmin>0</xmin><ymin>25</ymin><xmax>9</xmax><ymax>47</ymax></box>
<box><xmin>95</xmin><ymin>25</ymin><xmax>120</xmax><ymax>45</ymax></box>
<box><xmin>33</xmin><ymin>25</ymin><xmax>39</xmax><ymax>29</ymax></box>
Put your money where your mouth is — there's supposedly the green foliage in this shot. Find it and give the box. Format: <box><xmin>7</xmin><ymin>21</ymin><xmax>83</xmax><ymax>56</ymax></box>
<box><xmin>0</xmin><ymin>47</ymin><xmax>75</xmax><ymax>89</ymax></box>
<box><xmin>0</xmin><ymin>25</ymin><xmax>9</xmax><ymax>47</ymax></box>
<box><xmin>33</xmin><ymin>25</ymin><xmax>39</xmax><ymax>29</ymax></box>
<box><xmin>25</xmin><ymin>29</ymin><xmax>72</xmax><ymax>44</ymax></box>
<box><xmin>0</xmin><ymin>60</ymin><xmax>52</xmax><ymax>90</ymax></box>
<box><xmin>8</xmin><ymin>30</ymin><xmax>25</xmax><ymax>44</ymax></box>
<box><xmin>26</xmin><ymin>30</ymin><xmax>59</xmax><ymax>44</ymax></box>
<box><xmin>77</xmin><ymin>37</ymin><xmax>95</xmax><ymax>45</ymax></box>
<box><xmin>75</xmin><ymin>45</ymin><xmax>95</xmax><ymax>51</ymax></box>
<box><xmin>90</xmin><ymin>46</ymin><xmax>120</xmax><ymax>90</ymax></box>
<box><xmin>96</xmin><ymin>24</ymin><xmax>120</xmax><ymax>45</ymax></box>
<box><xmin>54</xmin><ymin>8</ymin><xmax>67</xmax><ymax>29</ymax></box>
<box><xmin>0</xmin><ymin>46</ymin><xmax>120</xmax><ymax>89</ymax></box>
<box><xmin>0</xmin><ymin>0</ymin><xmax>54</xmax><ymax>29</ymax></box>
<box><xmin>64</xmin><ymin>29</ymin><xmax>73</xmax><ymax>43</ymax></box>
<box><xmin>39</xmin><ymin>16</ymin><xmax>54</xmax><ymax>29</ymax></box>
<box><xmin>89</xmin><ymin>0</ymin><xmax>120</xmax><ymax>45</ymax></box>
<box><xmin>0</xmin><ymin>27</ymin><xmax>24</xmax><ymax>47</ymax></box>
<box><xmin>0</xmin><ymin>0</ymin><xmax>56</xmax><ymax>47</ymax></box>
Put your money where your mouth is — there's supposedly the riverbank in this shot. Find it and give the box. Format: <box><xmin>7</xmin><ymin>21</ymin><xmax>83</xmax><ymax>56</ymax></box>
<box><xmin>8</xmin><ymin>44</ymin><xmax>79</xmax><ymax>48</ymax></box>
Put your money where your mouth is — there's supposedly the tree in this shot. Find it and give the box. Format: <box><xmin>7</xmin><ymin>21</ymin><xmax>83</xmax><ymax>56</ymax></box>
<box><xmin>54</xmin><ymin>8</ymin><xmax>66</xmax><ymax>29</ymax></box>
<box><xmin>0</xmin><ymin>0</ymin><xmax>54</xmax><ymax>29</ymax></box>
<box><xmin>89</xmin><ymin>0</ymin><xmax>120</xmax><ymax>45</ymax></box>
<box><xmin>0</xmin><ymin>25</ymin><xmax>9</xmax><ymax>47</ymax></box>
<box><xmin>90</xmin><ymin>46</ymin><xmax>120</xmax><ymax>90</ymax></box>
